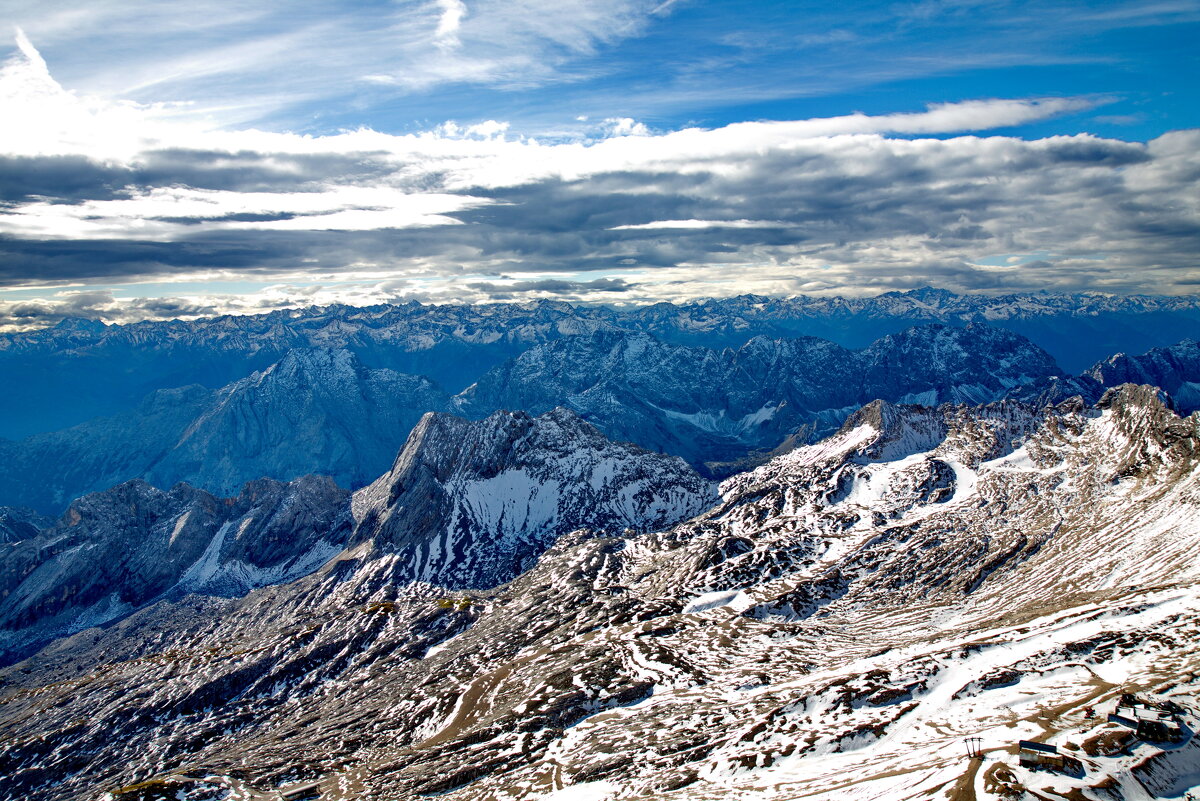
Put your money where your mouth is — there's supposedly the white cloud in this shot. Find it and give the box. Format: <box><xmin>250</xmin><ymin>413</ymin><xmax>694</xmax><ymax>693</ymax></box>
<box><xmin>1</xmin><ymin>32</ymin><xmax>1197</xmax><ymax>318</ymax></box>
<box><xmin>435</xmin><ymin>0</ymin><xmax>468</xmax><ymax>48</ymax></box>
<box><xmin>0</xmin><ymin>186</ymin><xmax>486</xmax><ymax>239</ymax></box>
<box><xmin>602</xmin><ymin>117</ymin><xmax>650</xmax><ymax>137</ymax></box>
<box><xmin>611</xmin><ymin>220</ymin><xmax>790</xmax><ymax>230</ymax></box>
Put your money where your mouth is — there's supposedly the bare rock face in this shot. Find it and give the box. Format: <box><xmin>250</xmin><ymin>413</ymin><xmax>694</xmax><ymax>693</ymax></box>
<box><xmin>2</xmin><ymin>385</ymin><xmax>1199</xmax><ymax>801</ymax></box>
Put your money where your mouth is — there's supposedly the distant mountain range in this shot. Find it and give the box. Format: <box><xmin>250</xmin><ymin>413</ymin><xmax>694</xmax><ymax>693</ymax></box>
<box><xmin>4</xmin><ymin>318</ymin><xmax>1200</xmax><ymax>514</ymax></box>
<box><xmin>3</xmin><ymin>288</ymin><xmax>1199</xmax><ymax>438</ymax></box>
<box><xmin>0</xmin><ymin>323</ymin><xmax>1063</xmax><ymax>512</ymax></box>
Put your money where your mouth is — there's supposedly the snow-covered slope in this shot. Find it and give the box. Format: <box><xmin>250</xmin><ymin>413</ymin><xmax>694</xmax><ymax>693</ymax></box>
<box><xmin>0</xmin><ymin>348</ymin><xmax>450</xmax><ymax>512</ymax></box>
<box><xmin>1</xmin><ymin>385</ymin><xmax>1197</xmax><ymax>800</ymax></box>
<box><xmin>457</xmin><ymin>323</ymin><xmax>1060</xmax><ymax>470</ymax></box>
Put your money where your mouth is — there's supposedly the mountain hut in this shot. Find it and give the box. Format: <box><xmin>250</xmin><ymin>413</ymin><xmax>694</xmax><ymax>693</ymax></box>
<box><xmin>279</xmin><ymin>780</ymin><xmax>321</xmax><ymax>801</ymax></box>
<box><xmin>1017</xmin><ymin>741</ymin><xmax>1082</xmax><ymax>774</ymax></box>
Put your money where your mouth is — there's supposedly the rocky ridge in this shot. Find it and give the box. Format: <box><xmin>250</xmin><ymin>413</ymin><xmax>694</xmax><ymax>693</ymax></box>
<box><xmin>0</xmin><ymin>385</ymin><xmax>1197</xmax><ymax>800</ymax></box>
<box><xmin>0</xmin><ymin>408</ymin><xmax>714</xmax><ymax>665</ymax></box>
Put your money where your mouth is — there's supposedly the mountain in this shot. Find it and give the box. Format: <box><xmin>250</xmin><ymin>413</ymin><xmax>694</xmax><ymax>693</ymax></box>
<box><xmin>457</xmin><ymin>323</ymin><xmax>1061</xmax><ymax>471</ymax></box>
<box><xmin>1009</xmin><ymin>338</ymin><xmax>1200</xmax><ymax>413</ymax></box>
<box><xmin>0</xmin><ymin>476</ymin><xmax>351</xmax><ymax>663</ymax></box>
<box><xmin>0</xmin><ymin>507</ymin><xmax>50</xmax><ymax>544</ymax></box>
<box><xmin>2</xmin><ymin>385</ymin><xmax>1197</xmax><ymax>800</ymax></box>
<box><xmin>1085</xmin><ymin>338</ymin><xmax>1200</xmax><ymax>412</ymax></box>
<box><xmin>3</xmin><ymin>289</ymin><xmax>1198</xmax><ymax>438</ymax></box>
<box><xmin>0</xmin><ymin>408</ymin><xmax>714</xmax><ymax>664</ymax></box>
<box><xmin>0</xmin><ymin>348</ymin><xmax>450</xmax><ymax>513</ymax></box>
<box><xmin>350</xmin><ymin>407</ymin><xmax>717</xmax><ymax>590</ymax></box>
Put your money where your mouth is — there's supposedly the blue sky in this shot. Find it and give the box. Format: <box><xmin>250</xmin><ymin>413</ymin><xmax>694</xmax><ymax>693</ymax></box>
<box><xmin>0</xmin><ymin>0</ymin><xmax>1198</xmax><ymax>327</ymax></box>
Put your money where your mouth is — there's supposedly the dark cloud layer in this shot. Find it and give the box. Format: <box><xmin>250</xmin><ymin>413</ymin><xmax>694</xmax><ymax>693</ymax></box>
<box><xmin>2</xmin><ymin>124</ymin><xmax>1199</xmax><ymax>326</ymax></box>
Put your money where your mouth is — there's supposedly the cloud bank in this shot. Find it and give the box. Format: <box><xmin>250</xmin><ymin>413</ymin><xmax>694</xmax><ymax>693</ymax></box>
<box><xmin>0</xmin><ymin>33</ymin><xmax>1198</xmax><ymax>329</ymax></box>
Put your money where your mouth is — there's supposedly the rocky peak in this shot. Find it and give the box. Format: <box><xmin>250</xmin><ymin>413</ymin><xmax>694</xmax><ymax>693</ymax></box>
<box><xmin>351</xmin><ymin>407</ymin><xmax>716</xmax><ymax>588</ymax></box>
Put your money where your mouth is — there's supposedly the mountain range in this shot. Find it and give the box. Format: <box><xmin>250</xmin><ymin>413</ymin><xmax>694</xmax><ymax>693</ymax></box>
<box><xmin>0</xmin><ymin>323</ymin><xmax>1064</xmax><ymax>512</ymax></box>
<box><xmin>1</xmin><ymin>384</ymin><xmax>1196</xmax><ymax>800</ymax></box>
<box><xmin>2</xmin><ymin>292</ymin><xmax>1200</xmax><ymax>801</ymax></box>
<box><xmin>6</xmin><ymin>320</ymin><xmax>1200</xmax><ymax>515</ymax></box>
<box><xmin>3</xmin><ymin>288</ymin><xmax>1199</xmax><ymax>438</ymax></box>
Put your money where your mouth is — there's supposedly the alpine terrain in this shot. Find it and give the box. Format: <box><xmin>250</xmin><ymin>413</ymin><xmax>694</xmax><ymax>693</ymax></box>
<box><xmin>1</xmin><ymin>378</ymin><xmax>1198</xmax><ymax>801</ymax></box>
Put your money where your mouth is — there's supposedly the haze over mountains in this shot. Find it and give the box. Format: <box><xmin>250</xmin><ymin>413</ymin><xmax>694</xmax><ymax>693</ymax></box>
<box><xmin>1</xmin><ymin>290</ymin><xmax>1199</xmax><ymax>801</ymax></box>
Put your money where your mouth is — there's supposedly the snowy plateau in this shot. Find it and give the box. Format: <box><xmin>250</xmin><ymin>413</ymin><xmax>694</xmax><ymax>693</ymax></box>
<box><xmin>0</xmin><ymin>291</ymin><xmax>1199</xmax><ymax>801</ymax></box>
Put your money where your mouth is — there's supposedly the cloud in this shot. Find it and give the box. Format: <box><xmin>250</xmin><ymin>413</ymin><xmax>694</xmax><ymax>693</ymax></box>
<box><xmin>435</xmin><ymin>0</ymin><xmax>469</xmax><ymax>48</ymax></box>
<box><xmin>467</xmin><ymin>276</ymin><xmax>634</xmax><ymax>297</ymax></box>
<box><xmin>1</xmin><ymin>32</ymin><xmax>1198</xmax><ymax>323</ymax></box>
<box><xmin>611</xmin><ymin>220</ymin><xmax>793</xmax><ymax>230</ymax></box>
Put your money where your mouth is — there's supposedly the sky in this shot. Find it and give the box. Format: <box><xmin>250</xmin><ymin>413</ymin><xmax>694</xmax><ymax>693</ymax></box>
<box><xmin>0</xmin><ymin>0</ymin><xmax>1198</xmax><ymax>329</ymax></box>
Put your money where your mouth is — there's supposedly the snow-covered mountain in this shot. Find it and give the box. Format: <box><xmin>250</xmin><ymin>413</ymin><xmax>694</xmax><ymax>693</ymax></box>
<box><xmin>0</xmin><ymin>408</ymin><xmax>714</xmax><ymax>664</ymax></box>
<box><xmin>350</xmin><ymin>407</ymin><xmax>716</xmax><ymax>589</ymax></box>
<box><xmin>457</xmin><ymin>323</ymin><xmax>1061</xmax><ymax>471</ymax></box>
<box><xmin>0</xmin><ymin>348</ymin><xmax>450</xmax><ymax>512</ymax></box>
<box><xmin>3</xmin><ymin>289</ymin><xmax>1198</xmax><ymax>438</ymax></box>
<box><xmin>1010</xmin><ymin>338</ymin><xmax>1200</xmax><ymax>413</ymax></box>
<box><xmin>2</xmin><ymin>385</ymin><xmax>1197</xmax><ymax>801</ymax></box>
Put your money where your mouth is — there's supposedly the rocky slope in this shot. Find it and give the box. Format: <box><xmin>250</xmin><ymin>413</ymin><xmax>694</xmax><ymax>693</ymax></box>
<box><xmin>0</xmin><ymin>507</ymin><xmax>49</xmax><ymax>544</ymax></box>
<box><xmin>3</xmin><ymin>289</ymin><xmax>1198</xmax><ymax>437</ymax></box>
<box><xmin>0</xmin><ymin>408</ymin><xmax>714</xmax><ymax>665</ymax></box>
<box><xmin>0</xmin><ymin>385</ymin><xmax>1197</xmax><ymax>800</ymax></box>
<box><xmin>457</xmin><ymin>323</ymin><xmax>1060</xmax><ymax>470</ymax></box>
<box><xmin>0</xmin><ymin>348</ymin><xmax>450</xmax><ymax>512</ymax></box>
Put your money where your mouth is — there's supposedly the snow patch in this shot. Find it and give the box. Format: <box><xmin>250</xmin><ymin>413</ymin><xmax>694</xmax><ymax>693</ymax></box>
<box><xmin>684</xmin><ymin>589</ymin><xmax>753</xmax><ymax>614</ymax></box>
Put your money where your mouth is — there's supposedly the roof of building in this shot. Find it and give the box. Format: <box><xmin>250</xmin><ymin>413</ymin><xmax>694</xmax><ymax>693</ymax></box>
<box><xmin>1018</xmin><ymin>740</ymin><xmax>1059</xmax><ymax>754</ymax></box>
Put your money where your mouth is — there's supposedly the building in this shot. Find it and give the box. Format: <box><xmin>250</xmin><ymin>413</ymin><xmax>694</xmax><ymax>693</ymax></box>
<box><xmin>279</xmin><ymin>780</ymin><xmax>321</xmax><ymax>801</ymax></box>
<box><xmin>1017</xmin><ymin>741</ymin><xmax>1083</xmax><ymax>774</ymax></box>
